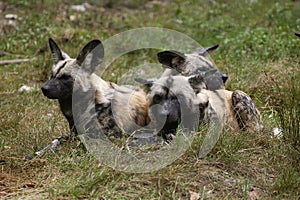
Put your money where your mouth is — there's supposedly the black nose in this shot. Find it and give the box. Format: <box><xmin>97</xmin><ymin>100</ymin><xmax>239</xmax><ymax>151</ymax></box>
<box><xmin>221</xmin><ymin>74</ymin><xmax>228</xmax><ymax>83</ymax></box>
<box><xmin>41</xmin><ymin>85</ymin><xmax>50</xmax><ymax>95</ymax></box>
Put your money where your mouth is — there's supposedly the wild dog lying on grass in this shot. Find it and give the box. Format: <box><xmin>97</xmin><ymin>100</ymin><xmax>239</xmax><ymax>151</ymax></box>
<box><xmin>27</xmin><ymin>38</ymin><xmax>150</xmax><ymax>159</ymax></box>
<box><xmin>140</xmin><ymin>74</ymin><xmax>262</xmax><ymax>140</ymax></box>
<box><xmin>137</xmin><ymin>44</ymin><xmax>228</xmax><ymax>91</ymax></box>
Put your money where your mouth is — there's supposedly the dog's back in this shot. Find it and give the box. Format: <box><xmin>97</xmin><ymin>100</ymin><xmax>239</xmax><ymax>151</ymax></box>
<box><xmin>95</xmin><ymin>84</ymin><xmax>150</xmax><ymax>135</ymax></box>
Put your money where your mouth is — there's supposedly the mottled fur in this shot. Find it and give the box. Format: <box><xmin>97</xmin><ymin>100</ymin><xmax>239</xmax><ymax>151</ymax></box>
<box><xmin>197</xmin><ymin>89</ymin><xmax>262</xmax><ymax>131</ymax></box>
<box><xmin>147</xmin><ymin>75</ymin><xmax>200</xmax><ymax>139</ymax></box>
<box><xmin>146</xmin><ymin>45</ymin><xmax>262</xmax><ymax>133</ymax></box>
<box><xmin>157</xmin><ymin>45</ymin><xmax>228</xmax><ymax>90</ymax></box>
<box><xmin>96</xmin><ymin>84</ymin><xmax>150</xmax><ymax>135</ymax></box>
<box><xmin>145</xmin><ymin>75</ymin><xmax>262</xmax><ymax>138</ymax></box>
<box><xmin>231</xmin><ymin>90</ymin><xmax>262</xmax><ymax>131</ymax></box>
<box><xmin>42</xmin><ymin>38</ymin><xmax>149</xmax><ymax>138</ymax></box>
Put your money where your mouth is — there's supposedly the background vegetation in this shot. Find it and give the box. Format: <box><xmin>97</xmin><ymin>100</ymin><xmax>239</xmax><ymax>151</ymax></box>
<box><xmin>0</xmin><ymin>0</ymin><xmax>299</xmax><ymax>199</ymax></box>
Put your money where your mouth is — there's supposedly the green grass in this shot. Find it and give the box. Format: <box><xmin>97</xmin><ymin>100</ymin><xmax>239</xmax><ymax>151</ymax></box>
<box><xmin>1</xmin><ymin>0</ymin><xmax>300</xmax><ymax>199</ymax></box>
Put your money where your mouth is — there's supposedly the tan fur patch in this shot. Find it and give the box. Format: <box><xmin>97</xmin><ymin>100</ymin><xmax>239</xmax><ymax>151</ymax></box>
<box><xmin>95</xmin><ymin>85</ymin><xmax>150</xmax><ymax>135</ymax></box>
<box><xmin>197</xmin><ymin>89</ymin><xmax>262</xmax><ymax>132</ymax></box>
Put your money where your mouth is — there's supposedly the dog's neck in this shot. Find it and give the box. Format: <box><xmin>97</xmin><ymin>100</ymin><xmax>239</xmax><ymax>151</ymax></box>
<box><xmin>58</xmin><ymin>95</ymin><xmax>76</xmax><ymax>134</ymax></box>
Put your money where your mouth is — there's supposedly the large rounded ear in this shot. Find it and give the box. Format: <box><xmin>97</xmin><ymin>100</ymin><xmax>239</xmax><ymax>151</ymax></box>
<box><xmin>157</xmin><ymin>50</ymin><xmax>186</xmax><ymax>68</ymax></box>
<box><xmin>193</xmin><ymin>44</ymin><xmax>219</xmax><ymax>56</ymax></box>
<box><xmin>49</xmin><ymin>38</ymin><xmax>70</xmax><ymax>63</ymax></box>
<box><xmin>295</xmin><ymin>32</ymin><xmax>300</xmax><ymax>37</ymax></box>
<box><xmin>76</xmin><ymin>40</ymin><xmax>104</xmax><ymax>75</ymax></box>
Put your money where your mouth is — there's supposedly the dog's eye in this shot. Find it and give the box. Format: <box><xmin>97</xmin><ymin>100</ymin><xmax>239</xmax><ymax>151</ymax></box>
<box><xmin>153</xmin><ymin>94</ymin><xmax>162</xmax><ymax>104</ymax></box>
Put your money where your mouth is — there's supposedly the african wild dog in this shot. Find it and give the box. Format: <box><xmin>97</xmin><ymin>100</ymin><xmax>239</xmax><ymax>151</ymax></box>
<box><xmin>134</xmin><ymin>45</ymin><xmax>230</xmax><ymax>139</ymax></box>
<box><xmin>141</xmin><ymin>74</ymin><xmax>262</xmax><ymax>140</ymax></box>
<box><xmin>135</xmin><ymin>45</ymin><xmax>228</xmax><ymax>91</ymax></box>
<box><xmin>34</xmin><ymin>38</ymin><xmax>150</xmax><ymax>157</ymax></box>
<box><xmin>157</xmin><ymin>44</ymin><xmax>228</xmax><ymax>90</ymax></box>
<box><xmin>145</xmin><ymin>75</ymin><xmax>201</xmax><ymax>140</ymax></box>
<box><xmin>41</xmin><ymin>38</ymin><xmax>101</xmax><ymax>135</ymax></box>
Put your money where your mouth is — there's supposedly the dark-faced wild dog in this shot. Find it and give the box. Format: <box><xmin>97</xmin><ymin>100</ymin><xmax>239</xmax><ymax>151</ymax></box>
<box><xmin>135</xmin><ymin>45</ymin><xmax>228</xmax><ymax>92</ymax></box>
<box><xmin>157</xmin><ymin>44</ymin><xmax>228</xmax><ymax>90</ymax></box>
<box><xmin>145</xmin><ymin>75</ymin><xmax>201</xmax><ymax>140</ymax></box>
<box><xmin>34</xmin><ymin>38</ymin><xmax>150</xmax><ymax>157</ymax></box>
<box><xmin>141</xmin><ymin>74</ymin><xmax>262</xmax><ymax>140</ymax></box>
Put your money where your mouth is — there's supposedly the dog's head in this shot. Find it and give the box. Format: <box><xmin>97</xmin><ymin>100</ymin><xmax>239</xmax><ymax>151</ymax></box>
<box><xmin>41</xmin><ymin>38</ymin><xmax>104</xmax><ymax>100</ymax></box>
<box><xmin>145</xmin><ymin>75</ymin><xmax>206</xmax><ymax>138</ymax></box>
<box><xmin>157</xmin><ymin>45</ymin><xmax>228</xmax><ymax>90</ymax></box>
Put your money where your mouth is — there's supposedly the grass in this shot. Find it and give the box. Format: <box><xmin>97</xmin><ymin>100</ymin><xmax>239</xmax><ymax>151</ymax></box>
<box><xmin>1</xmin><ymin>0</ymin><xmax>300</xmax><ymax>199</ymax></box>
